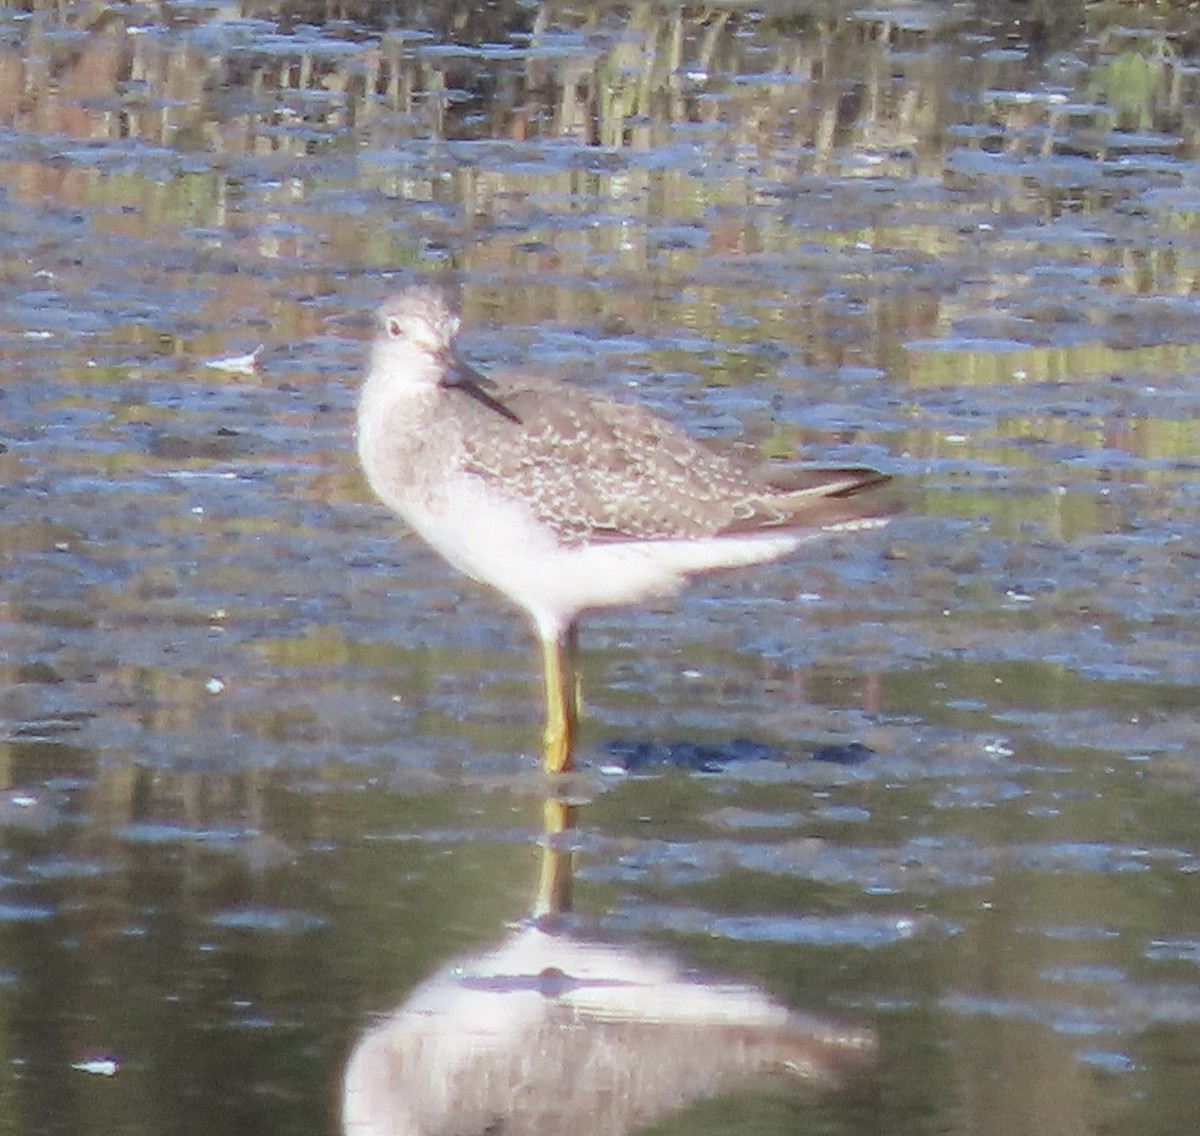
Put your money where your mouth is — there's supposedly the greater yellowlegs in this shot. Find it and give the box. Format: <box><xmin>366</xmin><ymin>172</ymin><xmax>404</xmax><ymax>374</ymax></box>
<box><xmin>356</xmin><ymin>286</ymin><xmax>891</xmax><ymax>772</ymax></box>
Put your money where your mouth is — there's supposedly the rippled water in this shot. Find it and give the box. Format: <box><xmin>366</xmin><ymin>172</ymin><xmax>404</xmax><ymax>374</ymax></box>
<box><xmin>3</xmin><ymin>2</ymin><xmax>1200</xmax><ymax>1134</ymax></box>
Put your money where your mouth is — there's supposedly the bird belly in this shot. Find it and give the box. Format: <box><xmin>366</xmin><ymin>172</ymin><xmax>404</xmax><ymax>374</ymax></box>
<box><xmin>390</xmin><ymin>471</ymin><xmax>808</xmax><ymax>640</ymax></box>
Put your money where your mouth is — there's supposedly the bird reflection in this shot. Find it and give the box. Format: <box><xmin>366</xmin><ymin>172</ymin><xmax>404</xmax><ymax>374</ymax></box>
<box><xmin>342</xmin><ymin>799</ymin><xmax>874</xmax><ymax>1136</ymax></box>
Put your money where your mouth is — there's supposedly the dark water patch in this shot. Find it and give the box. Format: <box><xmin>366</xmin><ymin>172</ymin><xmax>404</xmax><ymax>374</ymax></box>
<box><xmin>811</xmin><ymin>742</ymin><xmax>875</xmax><ymax>766</ymax></box>
<box><xmin>600</xmin><ymin>736</ymin><xmax>779</xmax><ymax>773</ymax></box>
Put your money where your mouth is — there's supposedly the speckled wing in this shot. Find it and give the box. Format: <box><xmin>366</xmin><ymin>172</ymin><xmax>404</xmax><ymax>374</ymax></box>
<box><xmin>454</xmin><ymin>376</ymin><xmax>889</xmax><ymax>545</ymax></box>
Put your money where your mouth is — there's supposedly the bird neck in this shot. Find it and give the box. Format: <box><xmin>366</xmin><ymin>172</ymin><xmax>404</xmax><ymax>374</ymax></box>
<box><xmin>358</xmin><ymin>349</ymin><xmax>444</xmax><ymax>452</ymax></box>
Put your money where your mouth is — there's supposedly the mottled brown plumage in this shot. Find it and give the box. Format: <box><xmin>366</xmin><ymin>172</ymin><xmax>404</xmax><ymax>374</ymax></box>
<box><xmin>455</xmin><ymin>374</ymin><xmax>886</xmax><ymax>544</ymax></box>
<box><xmin>355</xmin><ymin>285</ymin><xmax>892</xmax><ymax>771</ymax></box>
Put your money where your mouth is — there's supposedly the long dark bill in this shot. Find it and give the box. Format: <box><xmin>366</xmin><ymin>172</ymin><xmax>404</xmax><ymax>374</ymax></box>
<box><xmin>439</xmin><ymin>353</ymin><xmax>522</xmax><ymax>425</ymax></box>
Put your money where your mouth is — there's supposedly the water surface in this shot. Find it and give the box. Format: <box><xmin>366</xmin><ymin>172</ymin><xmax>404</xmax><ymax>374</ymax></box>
<box><xmin>2</xmin><ymin>2</ymin><xmax>1200</xmax><ymax>1134</ymax></box>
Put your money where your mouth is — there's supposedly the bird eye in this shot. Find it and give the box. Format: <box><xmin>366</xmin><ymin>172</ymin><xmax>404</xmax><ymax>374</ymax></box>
<box><xmin>386</xmin><ymin>318</ymin><xmax>404</xmax><ymax>339</ymax></box>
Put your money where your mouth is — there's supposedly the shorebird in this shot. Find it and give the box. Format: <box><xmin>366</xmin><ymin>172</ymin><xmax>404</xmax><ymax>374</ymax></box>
<box><xmin>356</xmin><ymin>285</ymin><xmax>891</xmax><ymax>773</ymax></box>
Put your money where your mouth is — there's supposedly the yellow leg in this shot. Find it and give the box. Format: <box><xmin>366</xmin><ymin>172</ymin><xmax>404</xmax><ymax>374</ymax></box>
<box><xmin>541</xmin><ymin>626</ymin><xmax>578</xmax><ymax>774</ymax></box>
<box><xmin>534</xmin><ymin>797</ymin><xmax>576</xmax><ymax>918</ymax></box>
<box><xmin>566</xmin><ymin>623</ymin><xmax>582</xmax><ymax>721</ymax></box>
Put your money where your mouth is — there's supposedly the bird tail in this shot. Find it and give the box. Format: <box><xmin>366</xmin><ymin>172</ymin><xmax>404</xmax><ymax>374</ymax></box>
<box><xmin>720</xmin><ymin>466</ymin><xmax>897</xmax><ymax>536</ymax></box>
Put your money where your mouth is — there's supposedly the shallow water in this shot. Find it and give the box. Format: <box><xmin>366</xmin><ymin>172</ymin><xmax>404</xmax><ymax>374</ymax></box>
<box><xmin>3</xmin><ymin>1</ymin><xmax>1200</xmax><ymax>1134</ymax></box>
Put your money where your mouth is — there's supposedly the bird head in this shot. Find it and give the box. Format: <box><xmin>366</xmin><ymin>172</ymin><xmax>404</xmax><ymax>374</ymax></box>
<box><xmin>370</xmin><ymin>286</ymin><xmax>461</xmax><ymax>386</ymax></box>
